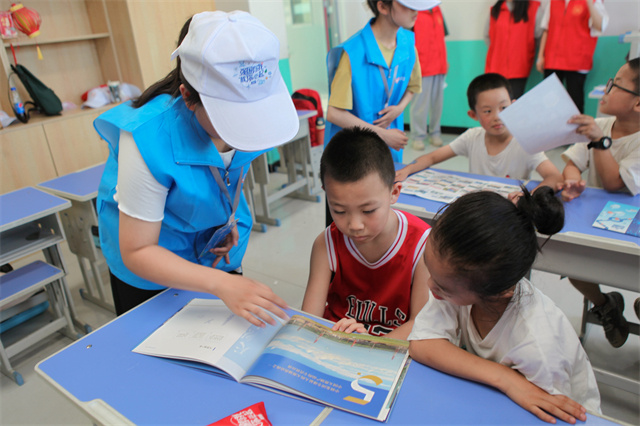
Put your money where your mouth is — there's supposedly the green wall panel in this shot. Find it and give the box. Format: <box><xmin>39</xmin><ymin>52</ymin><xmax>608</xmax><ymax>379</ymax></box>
<box><xmin>406</xmin><ymin>36</ymin><xmax>629</xmax><ymax>129</ymax></box>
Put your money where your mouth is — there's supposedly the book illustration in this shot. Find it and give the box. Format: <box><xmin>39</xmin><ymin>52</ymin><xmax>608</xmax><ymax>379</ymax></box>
<box><xmin>592</xmin><ymin>201</ymin><xmax>640</xmax><ymax>237</ymax></box>
<box><xmin>401</xmin><ymin>169</ymin><xmax>520</xmax><ymax>203</ymax></box>
<box><xmin>133</xmin><ymin>299</ymin><xmax>410</xmax><ymax>422</ymax></box>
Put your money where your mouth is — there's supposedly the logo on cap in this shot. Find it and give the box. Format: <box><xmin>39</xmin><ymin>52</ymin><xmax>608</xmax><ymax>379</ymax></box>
<box><xmin>236</xmin><ymin>61</ymin><xmax>272</xmax><ymax>88</ymax></box>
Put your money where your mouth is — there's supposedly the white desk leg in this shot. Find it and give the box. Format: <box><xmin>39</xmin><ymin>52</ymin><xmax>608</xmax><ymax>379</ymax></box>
<box><xmin>43</xmin><ymin>245</ymin><xmax>92</xmax><ymax>334</ymax></box>
<box><xmin>243</xmin><ymin>166</ymin><xmax>267</xmax><ymax>233</ymax></box>
<box><xmin>253</xmin><ymin>154</ymin><xmax>281</xmax><ymax>227</ymax></box>
<box><xmin>59</xmin><ymin>201</ymin><xmax>115</xmax><ymax>312</ymax></box>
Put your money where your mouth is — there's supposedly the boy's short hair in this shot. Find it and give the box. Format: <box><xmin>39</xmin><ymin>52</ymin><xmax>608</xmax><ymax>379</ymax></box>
<box><xmin>628</xmin><ymin>57</ymin><xmax>639</xmax><ymax>93</ymax></box>
<box><xmin>321</xmin><ymin>126</ymin><xmax>395</xmax><ymax>188</ymax></box>
<box><xmin>467</xmin><ymin>73</ymin><xmax>512</xmax><ymax>110</ymax></box>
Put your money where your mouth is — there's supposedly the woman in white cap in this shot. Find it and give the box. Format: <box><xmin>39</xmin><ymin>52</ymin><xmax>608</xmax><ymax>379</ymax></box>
<box><xmin>95</xmin><ymin>11</ymin><xmax>299</xmax><ymax>324</ymax></box>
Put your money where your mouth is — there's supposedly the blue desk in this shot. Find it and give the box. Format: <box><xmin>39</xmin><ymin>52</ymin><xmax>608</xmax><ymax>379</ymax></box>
<box><xmin>0</xmin><ymin>187</ymin><xmax>87</xmax><ymax>384</ymax></box>
<box><xmin>36</xmin><ymin>289</ymin><xmax>616</xmax><ymax>425</ymax></box>
<box><xmin>394</xmin><ymin>167</ymin><xmax>640</xmax><ymax>292</ymax></box>
<box><xmin>37</xmin><ymin>163</ymin><xmax>114</xmax><ymax>312</ymax></box>
<box><xmin>394</xmin><ymin>166</ymin><xmax>640</xmax><ymax>394</ymax></box>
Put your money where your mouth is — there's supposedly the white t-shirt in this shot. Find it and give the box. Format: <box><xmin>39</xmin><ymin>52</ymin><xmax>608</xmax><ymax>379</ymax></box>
<box><xmin>115</xmin><ymin>129</ymin><xmax>236</xmax><ymax>221</ymax></box>
<box><xmin>408</xmin><ymin>278</ymin><xmax>601</xmax><ymax>413</ymax></box>
<box><xmin>561</xmin><ymin>117</ymin><xmax>640</xmax><ymax>195</ymax></box>
<box><xmin>449</xmin><ymin>127</ymin><xmax>548</xmax><ymax>180</ymax></box>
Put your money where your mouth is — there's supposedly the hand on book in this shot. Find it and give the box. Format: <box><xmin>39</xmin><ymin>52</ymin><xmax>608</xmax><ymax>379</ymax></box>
<box><xmin>216</xmin><ymin>274</ymin><xmax>289</xmax><ymax>327</ymax></box>
<box><xmin>332</xmin><ymin>317</ymin><xmax>368</xmax><ymax>334</ymax></box>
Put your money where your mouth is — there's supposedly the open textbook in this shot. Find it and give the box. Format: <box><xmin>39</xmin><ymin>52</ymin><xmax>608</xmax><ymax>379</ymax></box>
<box><xmin>401</xmin><ymin>169</ymin><xmax>521</xmax><ymax>203</ymax></box>
<box><xmin>133</xmin><ymin>298</ymin><xmax>411</xmax><ymax>422</ymax></box>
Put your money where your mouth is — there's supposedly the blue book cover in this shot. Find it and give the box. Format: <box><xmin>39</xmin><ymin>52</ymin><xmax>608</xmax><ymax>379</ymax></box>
<box><xmin>592</xmin><ymin>201</ymin><xmax>640</xmax><ymax>237</ymax></box>
<box><xmin>133</xmin><ymin>299</ymin><xmax>410</xmax><ymax>422</ymax></box>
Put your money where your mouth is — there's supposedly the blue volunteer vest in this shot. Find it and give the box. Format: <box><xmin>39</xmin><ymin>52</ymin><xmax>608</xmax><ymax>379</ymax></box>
<box><xmin>95</xmin><ymin>95</ymin><xmax>264</xmax><ymax>290</ymax></box>
<box><xmin>325</xmin><ymin>19</ymin><xmax>416</xmax><ymax>163</ymax></box>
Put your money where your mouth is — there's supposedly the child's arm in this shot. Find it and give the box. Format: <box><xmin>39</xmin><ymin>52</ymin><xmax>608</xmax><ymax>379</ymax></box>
<box><xmin>536</xmin><ymin>30</ymin><xmax>547</xmax><ymax>73</ymax></box>
<box><xmin>327</xmin><ymin>106</ymin><xmax>409</xmax><ymax>152</ymax></box>
<box><xmin>301</xmin><ymin>233</ymin><xmax>333</xmax><ymax>317</ymax></box>
<box><xmin>395</xmin><ymin>145</ymin><xmax>456</xmax><ymax>182</ymax></box>
<box><xmin>533</xmin><ymin>159</ymin><xmax>563</xmax><ymax>193</ymax></box>
<box><xmin>568</xmin><ymin>114</ymin><xmax>626</xmax><ymax>192</ymax></box>
<box><xmin>384</xmin><ymin>256</ymin><xmax>430</xmax><ymax>340</ymax></box>
<box><xmin>302</xmin><ymin>234</ymin><xmax>368</xmax><ymax>334</ymax></box>
<box><xmin>373</xmin><ymin>90</ymin><xmax>414</xmax><ymax>130</ymax></box>
<box><xmin>409</xmin><ymin>339</ymin><xmax>587</xmax><ymax>425</ymax></box>
<box><xmin>561</xmin><ymin>160</ymin><xmax>587</xmax><ymax>202</ymax></box>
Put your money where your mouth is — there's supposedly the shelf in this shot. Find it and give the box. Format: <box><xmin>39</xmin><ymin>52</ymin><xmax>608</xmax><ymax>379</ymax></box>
<box><xmin>3</xmin><ymin>33</ymin><xmax>111</xmax><ymax>48</ymax></box>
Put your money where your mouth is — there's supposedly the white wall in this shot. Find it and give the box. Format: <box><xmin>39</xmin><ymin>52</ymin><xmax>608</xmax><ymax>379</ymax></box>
<box><xmin>335</xmin><ymin>0</ymin><xmax>639</xmax><ymax>43</ymax></box>
<box><xmin>213</xmin><ymin>0</ymin><xmax>290</xmax><ymax>59</ymax></box>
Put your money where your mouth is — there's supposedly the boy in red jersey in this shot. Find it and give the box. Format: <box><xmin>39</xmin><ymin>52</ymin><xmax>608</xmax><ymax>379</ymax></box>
<box><xmin>302</xmin><ymin>127</ymin><xmax>431</xmax><ymax>339</ymax></box>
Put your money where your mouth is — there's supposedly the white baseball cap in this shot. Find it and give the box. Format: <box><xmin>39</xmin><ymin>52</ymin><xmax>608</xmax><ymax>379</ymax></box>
<box><xmin>171</xmin><ymin>11</ymin><xmax>299</xmax><ymax>151</ymax></box>
<box><xmin>83</xmin><ymin>84</ymin><xmax>142</xmax><ymax>109</ymax></box>
<box><xmin>396</xmin><ymin>0</ymin><xmax>441</xmax><ymax>11</ymax></box>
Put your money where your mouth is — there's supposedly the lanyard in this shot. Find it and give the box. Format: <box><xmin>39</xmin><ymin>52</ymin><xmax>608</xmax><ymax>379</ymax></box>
<box><xmin>378</xmin><ymin>65</ymin><xmax>399</xmax><ymax>108</ymax></box>
<box><xmin>209</xmin><ymin>166</ymin><xmax>243</xmax><ymax>219</ymax></box>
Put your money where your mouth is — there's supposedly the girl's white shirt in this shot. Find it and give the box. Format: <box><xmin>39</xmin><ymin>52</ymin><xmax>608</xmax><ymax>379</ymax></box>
<box><xmin>409</xmin><ymin>278</ymin><xmax>602</xmax><ymax>413</ymax></box>
<box><xmin>115</xmin><ymin>129</ymin><xmax>235</xmax><ymax>222</ymax></box>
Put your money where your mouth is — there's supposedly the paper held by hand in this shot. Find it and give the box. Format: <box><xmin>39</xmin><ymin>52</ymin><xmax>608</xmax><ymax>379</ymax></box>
<box><xmin>499</xmin><ymin>73</ymin><xmax>587</xmax><ymax>154</ymax></box>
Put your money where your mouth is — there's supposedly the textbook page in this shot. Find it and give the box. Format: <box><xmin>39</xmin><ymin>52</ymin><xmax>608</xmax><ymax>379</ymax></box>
<box><xmin>242</xmin><ymin>315</ymin><xmax>410</xmax><ymax>422</ymax></box>
<box><xmin>133</xmin><ymin>299</ymin><xmax>411</xmax><ymax>422</ymax></box>
<box><xmin>499</xmin><ymin>73</ymin><xmax>585</xmax><ymax>154</ymax></box>
<box><xmin>132</xmin><ymin>299</ymin><xmax>284</xmax><ymax>381</ymax></box>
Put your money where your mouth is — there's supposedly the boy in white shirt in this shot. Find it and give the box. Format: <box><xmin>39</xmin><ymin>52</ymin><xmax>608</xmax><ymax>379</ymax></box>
<box><xmin>396</xmin><ymin>73</ymin><xmax>563</xmax><ymax>193</ymax></box>
<box><xmin>561</xmin><ymin>57</ymin><xmax>640</xmax><ymax>348</ymax></box>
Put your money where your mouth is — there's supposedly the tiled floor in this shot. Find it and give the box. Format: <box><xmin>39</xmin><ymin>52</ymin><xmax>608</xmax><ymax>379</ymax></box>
<box><xmin>1</xmin><ymin>135</ymin><xmax>638</xmax><ymax>425</ymax></box>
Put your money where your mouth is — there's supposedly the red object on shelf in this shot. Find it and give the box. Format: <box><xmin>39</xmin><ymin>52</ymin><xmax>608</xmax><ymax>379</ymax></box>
<box><xmin>10</xmin><ymin>3</ymin><xmax>40</xmax><ymax>38</ymax></box>
<box><xmin>9</xmin><ymin>3</ymin><xmax>42</xmax><ymax>60</ymax></box>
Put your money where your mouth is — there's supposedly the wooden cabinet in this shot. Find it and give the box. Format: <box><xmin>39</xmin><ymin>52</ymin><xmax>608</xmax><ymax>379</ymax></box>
<box><xmin>0</xmin><ymin>0</ymin><xmax>217</xmax><ymax>194</ymax></box>
<box><xmin>0</xmin><ymin>106</ymin><xmax>111</xmax><ymax>193</ymax></box>
<box><xmin>0</xmin><ymin>0</ymin><xmax>121</xmax><ymax>112</ymax></box>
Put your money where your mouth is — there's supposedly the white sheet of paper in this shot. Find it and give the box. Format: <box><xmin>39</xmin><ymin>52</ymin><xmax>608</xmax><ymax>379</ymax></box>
<box><xmin>499</xmin><ymin>73</ymin><xmax>586</xmax><ymax>154</ymax></box>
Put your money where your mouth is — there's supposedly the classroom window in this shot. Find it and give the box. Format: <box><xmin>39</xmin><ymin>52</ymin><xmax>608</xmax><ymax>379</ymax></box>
<box><xmin>290</xmin><ymin>0</ymin><xmax>312</xmax><ymax>25</ymax></box>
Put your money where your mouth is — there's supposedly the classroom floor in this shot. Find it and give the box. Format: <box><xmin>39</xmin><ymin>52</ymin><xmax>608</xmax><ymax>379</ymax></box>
<box><xmin>1</xmin><ymin>135</ymin><xmax>638</xmax><ymax>425</ymax></box>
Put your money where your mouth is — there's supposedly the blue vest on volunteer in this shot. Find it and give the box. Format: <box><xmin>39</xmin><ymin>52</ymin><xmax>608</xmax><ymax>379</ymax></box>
<box><xmin>325</xmin><ymin>19</ymin><xmax>416</xmax><ymax>163</ymax></box>
<box><xmin>96</xmin><ymin>95</ymin><xmax>263</xmax><ymax>290</ymax></box>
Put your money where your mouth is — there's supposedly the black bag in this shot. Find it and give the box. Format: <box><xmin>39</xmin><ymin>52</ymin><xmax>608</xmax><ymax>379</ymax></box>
<box><xmin>10</xmin><ymin>63</ymin><xmax>63</xmax><ymax>117</ymax></box>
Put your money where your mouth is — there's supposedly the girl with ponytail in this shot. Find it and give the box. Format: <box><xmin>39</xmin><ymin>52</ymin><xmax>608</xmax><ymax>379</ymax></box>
<box><xmin>408</xmin><ymin>188</ymin><xmax>602</xmax><ymax>423</ymax></box>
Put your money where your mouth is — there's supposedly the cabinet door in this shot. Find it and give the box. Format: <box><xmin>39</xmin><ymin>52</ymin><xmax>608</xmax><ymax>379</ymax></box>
<box><xmin>0</xmin><ymin>126</ymin><xmax>57</xmax><ymax>193</ymax></box>
<box><xmin>44</xmin><ymin>111</ymin><xmax>109</xmax><ymax>176</ymax></box>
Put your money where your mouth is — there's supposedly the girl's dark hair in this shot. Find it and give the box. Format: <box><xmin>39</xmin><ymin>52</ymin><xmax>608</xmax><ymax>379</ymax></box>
<box><xmin>367</xmin><ymin>0</ymin><xmax>392</xmax><ymax>19</ymax></box>
<box><xmin>490</xmin><ymin>0</ymin><xmax>531</xmax><ymax>23</ymax></box>
<box><xmin>430</xmin><ymin>186</ymin><xmax>564</xmax><ymax>299</ymax></box>
<box><xmin>628</xmin><ymin>57</ymin><xmax>640</xmax><ymax>93</ymax></box>
<box><xmin>320</xmin><ymin>126</ymin><xmax>395</xmax><ymax>188</ymax></box>
<box><xmin>131</xmin><ymin>17</ymin><xmax>200</xmax><ymax>109</ymax></box>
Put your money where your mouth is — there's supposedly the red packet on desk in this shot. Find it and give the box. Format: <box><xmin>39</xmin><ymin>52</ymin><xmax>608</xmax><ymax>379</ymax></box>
<box><xmin>208</xmin><ymin>402</ymin><xmax>272</xmax><ymax>426</ymax></box>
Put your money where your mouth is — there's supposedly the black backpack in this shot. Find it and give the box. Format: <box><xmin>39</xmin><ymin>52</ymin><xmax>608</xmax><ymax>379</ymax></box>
<box><xmin>10</xmin><ymin>63</ymin><xmax>63</xmax><ymax>120</ymax></box>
